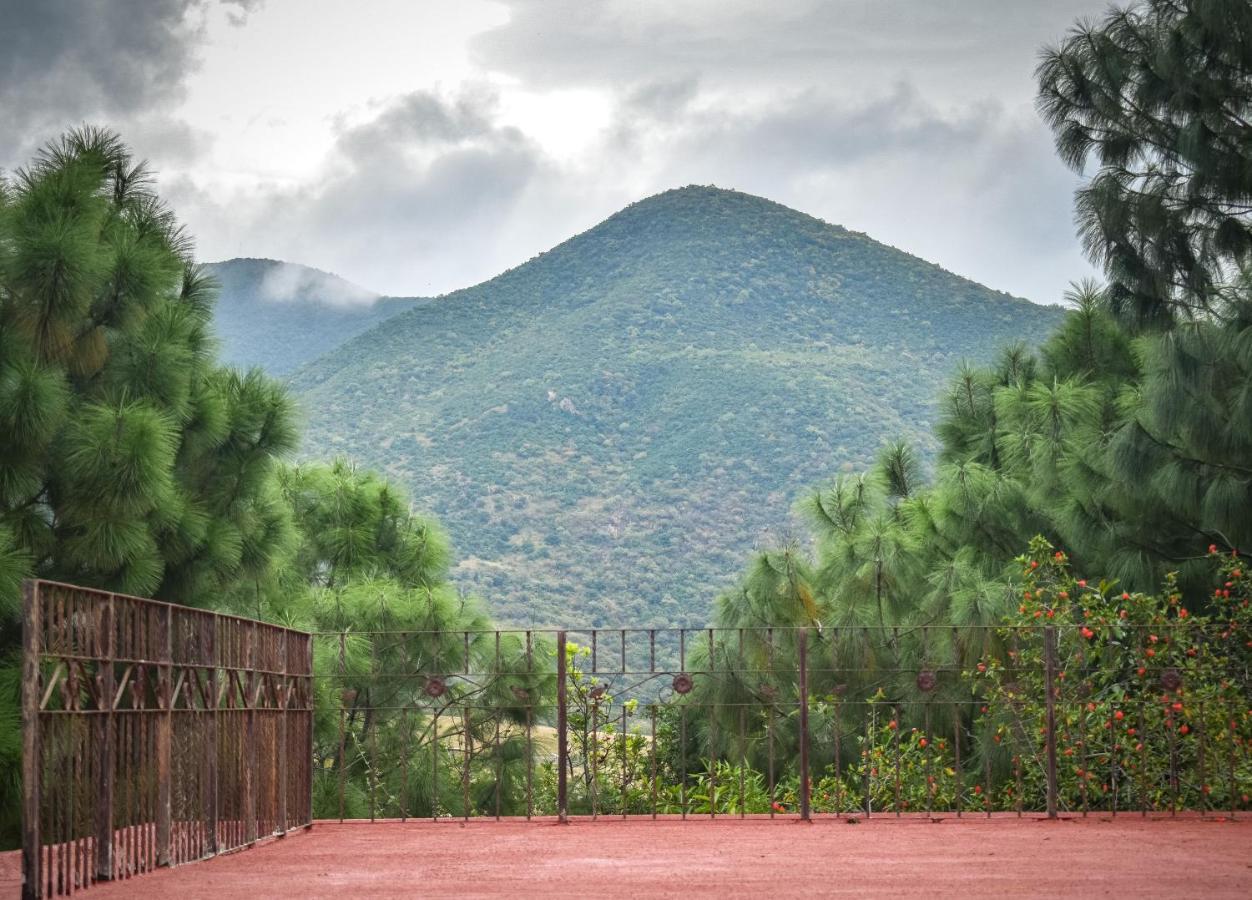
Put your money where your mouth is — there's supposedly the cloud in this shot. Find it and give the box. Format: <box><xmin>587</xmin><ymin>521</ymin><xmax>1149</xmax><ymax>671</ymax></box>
<box><xmin>174</xmin><ymin>72</ymin><xmax>1089</xmax><ymax>304</ymax></box>
<box><xmin>259</xmin><ymin>262</ymin><xmax>378</xmax><ymax>307</ymax></box>
<box><xmin>0</xmin><ymin>0</ymin><xmax>256</xmax><ymax>169</ymax></box>
<box><xmin>472</xmin><ymin>0</ymin><xmax>1106</xmax><ymax>101</ymax></box>
<box><xmin>185</xmin><ymin>85</ymin><xmax>550</xmax><ymax>295</ymax></box>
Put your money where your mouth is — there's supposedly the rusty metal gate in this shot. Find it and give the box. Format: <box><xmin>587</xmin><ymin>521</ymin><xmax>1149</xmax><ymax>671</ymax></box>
<box><xmin>20</xmin><ymin>580</ymin><xmax>314</xmax><ymax>900</ymax></box>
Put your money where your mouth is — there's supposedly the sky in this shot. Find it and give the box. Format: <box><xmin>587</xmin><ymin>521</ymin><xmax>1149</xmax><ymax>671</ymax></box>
<box><xmin>0</xmin><ymin>0</ymin><xmax>1109</xmax><ymax>302</ymax></box>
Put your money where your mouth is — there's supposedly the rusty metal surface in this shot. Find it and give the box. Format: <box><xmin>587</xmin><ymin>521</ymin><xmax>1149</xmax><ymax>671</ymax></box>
<box><xmin>20</xmin><ymin>580</ymin><xmax>313</xmax><ymax>900</ymax></box>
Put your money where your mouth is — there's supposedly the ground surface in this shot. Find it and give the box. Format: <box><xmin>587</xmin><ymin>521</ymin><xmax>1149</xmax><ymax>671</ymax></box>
<box><xmin>4</xmin><ymin>815</ymin><xmax>1252</xmax><ymax>898</ymax></box>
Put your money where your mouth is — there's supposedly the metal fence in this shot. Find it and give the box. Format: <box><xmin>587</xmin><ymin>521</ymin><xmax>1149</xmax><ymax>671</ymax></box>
<box><xmin>318</xmin><ymin>624</ymin><xmax>1252</xmax><ymax>823</ymax></box>
<box><xmin>21</xmin><ymin>580</ymin><xmax>314</xmax><ymax>900</ymax></box>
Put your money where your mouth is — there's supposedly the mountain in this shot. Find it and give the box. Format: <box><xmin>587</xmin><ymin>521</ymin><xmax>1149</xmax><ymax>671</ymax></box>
<box><xmin>206</xmin><ymin>258</ymin><xmax>420</xmax><ymax>375</ymax></box>
<box><xmin>288</xmin><ymin>186</ymin><xmax>1067</xmax><ymax>627</ymax></box>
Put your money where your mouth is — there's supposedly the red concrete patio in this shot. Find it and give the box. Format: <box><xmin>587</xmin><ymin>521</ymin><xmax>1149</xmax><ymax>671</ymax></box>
<box><xmin>5</xmin><ymin>815</ymin><xmax>1252</xmax><ymax>898</ymax></box>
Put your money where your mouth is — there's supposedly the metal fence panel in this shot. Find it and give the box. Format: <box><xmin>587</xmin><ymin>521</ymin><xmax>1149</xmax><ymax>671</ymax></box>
<box><xmin>21</xmin><ymin>580</ymin><xmax>314</xmax><ymax>900</ymax></box>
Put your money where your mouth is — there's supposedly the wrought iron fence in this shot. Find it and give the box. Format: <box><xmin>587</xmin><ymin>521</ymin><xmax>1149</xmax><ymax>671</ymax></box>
<box><xmin>20</xmin><ymin>580</ymin><xmax>314</xmax><ymax>900</ymax></box>
<box><xmin>317</xmin><ymin>624</ymin><xmax>1252</xmax><ymax>823</ymax></box>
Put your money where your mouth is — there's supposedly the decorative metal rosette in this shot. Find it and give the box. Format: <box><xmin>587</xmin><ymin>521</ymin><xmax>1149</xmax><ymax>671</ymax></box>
<box><xmin>916</xmin><ymin>670</ymin><xmax>938</xmax><ymax>693</ymax></box>
<box><xmin>672</xmin><ymin>673</ymin><xmax>694</xmax><ymax>694</ymax></box>
<box><xmin>1159</xmin><ymin>668</ymin><xmax>1183</xmax><ymax>691</ymax></box>
<box><xmin>423</xmin><ymin>676</ymin><xmax>447</xmax><ymax>698</ymax></box>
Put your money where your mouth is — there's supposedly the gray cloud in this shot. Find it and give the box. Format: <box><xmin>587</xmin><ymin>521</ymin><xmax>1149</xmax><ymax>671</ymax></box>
<box><xmin>5</xmin><ymin>0</ymin><xmax>1105</xmax><ymax>305</ymax></box>
<box><xmin>185</xmin><ymin>86</ymin><xmax>548</xmax><ymax>295</ymax></box>
<box><xmin>178</xmin><ymin>73</ymin><xmax>1089</xmax><ymax>304</ymax></box>
<box><xmin>472</xmin><ymin>0</ymin><xmax>1106</xmax><ymax>100</ymax></box>
<box><xmin>0</xmin><ymin>0</ymin><xmax>256</xmax><ymax>168</ymax></box>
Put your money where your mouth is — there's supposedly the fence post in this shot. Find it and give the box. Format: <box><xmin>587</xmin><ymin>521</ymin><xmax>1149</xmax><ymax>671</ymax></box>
<box><xmin>1043</xmin><ymin>625</ymin><xmax>1059</xmax><ymax>819</ymax></box>
<box><xmin>797</xmin><ymin>628</ymin><xmax>811</xmax><ymax>822</ymax></box>
<box><xmin>245</xmin><ymin>622</ymin><xmax>258</xmax><ymax>845</ymax></box>
<box><xmin>556</xmin><ymin>630</ymin><xmax>568</xmax><ymax>823</ymax></box>
<box><xmin>206</xmin><ymin>616</ymin><xmax>218</xmax><ymax>856</ymax></box>
<box><xmin>21</xmin><ymin>581</ymin><xmax>41</xmax><ymax>900</ymax></box>
<box><xmin>95</xmin><ymin>594</ymin><xmax>116</xmax><ymax>880</ymax></box>
<box><xmin>278</xmin><ymin>630</ymin><xmax>288</xmax><ymax>837</ymax></box>
<box><xmin>156</xmin><ymin>604</ymin><xmax>173</xmax><ymax>866</ymax></box>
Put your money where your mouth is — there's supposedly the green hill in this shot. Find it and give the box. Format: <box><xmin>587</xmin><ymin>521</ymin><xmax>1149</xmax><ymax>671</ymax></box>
<box><xmin>288</xmin><ymin>186</ymin><xmax>1066</xmax><ymax>626</ymax></box>
<box><xmin>206</xmin><ymin>258</ymin><xmax>419</xmax><ymax>375</ymax></box>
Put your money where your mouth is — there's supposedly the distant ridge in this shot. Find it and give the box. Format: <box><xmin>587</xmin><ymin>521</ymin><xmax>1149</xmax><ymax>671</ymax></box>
<box><xmin>237</xmin><ymin>185</ymin><xmax>1066</xmax><ymax>625</ymax></box>
<box><xmin>207</xmin><ymin>258</ymin><xmax>421</xmax><ymax>375</ymax></box>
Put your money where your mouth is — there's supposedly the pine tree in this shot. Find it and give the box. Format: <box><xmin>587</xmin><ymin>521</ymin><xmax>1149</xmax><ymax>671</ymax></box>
<box><xmin>1037</xmin><ymin>0</ymin><xmax>1252</xmax><ymax>328</ymax></box>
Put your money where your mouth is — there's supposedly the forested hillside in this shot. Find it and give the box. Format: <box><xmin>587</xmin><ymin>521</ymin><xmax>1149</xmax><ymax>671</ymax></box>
<box><xmin>290</xmin><ymin>186</ymin><xmax>1065</xmax><ymax>625</ymax></box>
<box><xmin>207</xmin><ymin>258</ymin><xmax>419</xmax><ymax>375</ymax></box>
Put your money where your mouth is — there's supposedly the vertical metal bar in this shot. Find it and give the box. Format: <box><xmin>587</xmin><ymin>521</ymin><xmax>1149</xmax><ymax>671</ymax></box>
<box><xmin>431</xmin><ymin>709</ymin><xmax>439</xmax><ymax>822</ymax></box>
<box><xmin>244</xmin><ymin>623</ymin><xmax>257</xmax><ymax>845</ymax></box>
<box><xmin>277</xmin><ymin>631</ymin><xmax>288</xmax><ymax>837</ymax></box>
<box><xmin>620</xmin><ymin>702</ymin><xmax>628</xmax><ymax>819</ymax></box>
<box><xmin>461</xmin><ymin>704</ymin><xmax>470</xmax><ymax>822</ymax></box>
<box><xmin>1042</xmin><ymin>625</ymin><xmax>1058</xmax><ymax>819</ymax></box>
<box><xmin>525</xmin><ymin>631</ymin><xmax>533</xmax><ymax>821</ymax></box>
<box><xmin>952</xmin><ymin>702</ymin><xmax>962</xmax><ymax>818</ymax></box>
<box><xmin>337</xmin><ymin>632</ymin><xmax>346</xmax><ymax>823</ymax></box>
<box><xmin>1079</xmin><ymin>702</ymin><xmax>1089</xmax><ymax>817</ymax></box>
<box><xmin>767</xmin><ymin>628</ymin><xmax>776</xmax><ymax>818</ymax></box>
<box><xmin>738</xmin><ymin>705</ymin><xmax>747</xmax><ymax>818</ymax></box>
<box><xmin>1137</xmin><ymin>703</ymin><xmax>1148</xmax><ymax>817</ymax></box>
<box><xmin>797</xmin><ymin>628</ymin><xmax>810</xmax><ymax>822</ymax></box>
<box><xmin>556</xmin><ymin>631</ymin><xmax>568</xmax><ymax>823</ymax></box>
<box><xmin>983</xmin><ymin>720</ymin><xmax>992</xmax><ymax>819</ymax></box>
<box><xmin>206</xmin><ymin>623</ymin><xmax>218</xmax><ymax>853</ymax></box>
<box><xmin>494</xmin><ymin>631</ymin><xmax>502</xmax><ymax>822</ymax></box>
<box><xmin>649</xmin><ymin>705</ymin><xmax>658</xmax><ymax>820</ymax></box>
<box><xmin>95</xmin><ymin>594</ymin><xmax>115</xmax><ymax>881</ymax></box>
<box><xmin>893</xmin><ymin>703</ymin><xmax>902</xmax><ymax>817</ymax></box>
<box><xmin>1229</xmin><ymin>701</ymin><xmax>1239</xmax><ymax>821</ymax></box>
<box><xmin>401</xmin><ymin>706</ymin><xmax>410</xmax><ymax>823</ymax></box>
<box><xmin>21</xmin><ymin>581</ymin><xmax>39</xmax><ymax>900</ymax></box>
<box><xmin>588</xmin><ymin>697</ymin><xmax>599</xmax><ymax>820</ymax></box>
<box><xmin>156</xmin><ymin>606</ymin><xmax>172</xmax><ymax>866</ymax></box>
<box><xmin>305</xmin><ymin>635</ymin><xmax>314</xmax><ymax>829</ymax></box>
<box><xmin>679</xmin><ymin>705</ymin><xmax>687</xmax><ymax>820</ymax></box>
<box><xmin>924</xmin><ymin>701</ymin><xmax>933</xmax><ymax>817</ymax></box>
<box><xmin>369</xmin><ymin>634</ymin><xmax>378</xmax><ymax>824</ymax></box>
<box><xmin>708</xmin><ymin>628</ymin><xmax>716</xmax><ymax>819</ymax></box>
<box><xmin>1197</xmin><ymin>701</ymin><xmax>1207</xmax><ymax>811</ymax></box>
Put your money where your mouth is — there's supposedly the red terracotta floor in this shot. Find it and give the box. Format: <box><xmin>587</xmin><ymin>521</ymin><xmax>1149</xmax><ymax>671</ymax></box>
<box><xmin>4</xmin><ymin>815</ymin><xmax>1252</xmax><ymax>898</ymax></box>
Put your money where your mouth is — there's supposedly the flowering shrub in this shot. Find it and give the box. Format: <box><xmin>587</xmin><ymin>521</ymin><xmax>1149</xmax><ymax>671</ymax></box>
<box><xmin>970</xmin><ymin>537</ymin><xmax>1252</xmax><ymax>812</ymax></box>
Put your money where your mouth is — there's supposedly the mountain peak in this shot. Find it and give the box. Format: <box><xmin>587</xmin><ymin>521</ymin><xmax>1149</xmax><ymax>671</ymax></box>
<box><xmin>279</xmin><ymin>190</ymin><xmax>1065</xmax><ymax>626</ymax></box>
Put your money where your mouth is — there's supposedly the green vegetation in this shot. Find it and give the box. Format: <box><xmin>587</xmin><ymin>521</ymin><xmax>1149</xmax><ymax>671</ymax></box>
<box><xmin>287</xmin><ymin>184</ymin><xmax>1064</xmax><ymax>627</ymax></box>
<box><xmin>0</xmin><ymin>132</ymin><xmax>493</xmax><ymax>849</ymax></box>
<box><xmin>208</xmin><ymin>258</ymin><xmax>418</xmax><ymax>376</ymax></box>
